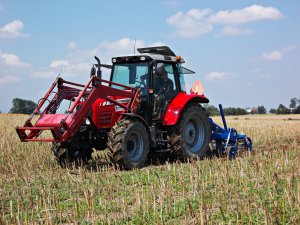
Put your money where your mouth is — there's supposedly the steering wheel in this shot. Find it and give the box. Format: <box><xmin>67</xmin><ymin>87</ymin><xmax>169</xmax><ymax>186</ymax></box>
<box><xmin>135</xmin><ymin>80</ymin><xmax>146</xmax><ymax>88</ymax></box>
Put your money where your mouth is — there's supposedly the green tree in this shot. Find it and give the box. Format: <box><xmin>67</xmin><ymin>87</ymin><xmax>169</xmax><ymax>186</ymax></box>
<box><xmin>203</xmin><ymin>104</ymin><xmax>219</xmax><ymax>116</ymax></box>
<box><xmin>224</xmin><ymin>107</ymin><xmax>247</xmax><ymax>116</ymax></box>
<box><xmin>257</xmin><ymin>106</ymin><xmax>266</xmax><ymax>114</ymax></box>
<box><xmin>269</xmin><ymin>108</ymin><xmax>276</xmax><ymax>114</ymax></box>
<box><xmin>293</xmin><ymin>106</ymin><xmax>300</xmax><ymax>114</ymax></box>
<box><xmin>10</xmin><ymin>98</ymin><xmax>37</xmax><ymax>114</ymax></box>
<box><xmin>276</xmin><ymin>104</ymin><xmax>290</xmax><ymax>114</ymax></box>
<box><xmin>236</xmin><ymin>108</ymin><xmax>248</xmax><ymax>115</ymax></box>
<box><xmin>289</xmin><ymin>97</ymin><xmax>297</xmax><ymax>108</ymax></box>
<box><xmin>224</xmin><ymin>107</ymin><xmax>234</xmax><ymax>115</ymax></box>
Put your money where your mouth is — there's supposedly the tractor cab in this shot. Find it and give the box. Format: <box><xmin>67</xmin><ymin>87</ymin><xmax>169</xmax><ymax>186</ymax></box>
<box><xmin>109</xmin><ymin>46</ymin><xmax>194</xmax><ymax>122</ymax></box>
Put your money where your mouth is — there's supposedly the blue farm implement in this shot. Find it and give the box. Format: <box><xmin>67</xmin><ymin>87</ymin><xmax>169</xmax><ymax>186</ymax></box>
<box><xmin>209</xmin><ymin>104</ymin><xmax>252</xmax><ymax>159</ymax></box>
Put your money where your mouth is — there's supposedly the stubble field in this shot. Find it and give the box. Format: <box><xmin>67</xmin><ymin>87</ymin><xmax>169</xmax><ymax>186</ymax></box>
<box><xmin>0</xmin><ymin>114</ymin><xmax>299</xmax><ymax>224</ymax></box>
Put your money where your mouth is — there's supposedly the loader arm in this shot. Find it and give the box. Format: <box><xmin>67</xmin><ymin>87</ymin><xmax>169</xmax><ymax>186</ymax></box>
<box><xmin>16</xmin><ymin>76</ymin><xmax>140</xmax><ymax>142</ymax></box>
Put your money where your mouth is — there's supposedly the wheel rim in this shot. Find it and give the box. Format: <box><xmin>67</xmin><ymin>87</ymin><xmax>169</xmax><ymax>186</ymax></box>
<box><xmin>126</xmin><ymin>131</ymin><xmax>144</xmax><ymax>161</ymax></box>
<box><xmin>184</xmin><ymin>116</ymin><xmax>205</xmax><ymax>153</ymax></box>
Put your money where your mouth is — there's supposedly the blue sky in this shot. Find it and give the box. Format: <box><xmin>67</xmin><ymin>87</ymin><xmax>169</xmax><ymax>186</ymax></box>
<box><xmin>0</xmin><ymin>0</ymin><xmax>299</xmax><ymax>112</ymax></box>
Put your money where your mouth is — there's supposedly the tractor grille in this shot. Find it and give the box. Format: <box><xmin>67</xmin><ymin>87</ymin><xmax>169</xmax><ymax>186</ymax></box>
<box><xmin>98</xmin><ymin>111</ymin><xmax>113</xmax><ymax>124</ymax></box>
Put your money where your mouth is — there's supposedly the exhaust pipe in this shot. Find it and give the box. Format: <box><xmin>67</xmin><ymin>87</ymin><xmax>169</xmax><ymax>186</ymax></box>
<box><xmin>94</xmin><ymin>56</ymin><xmax>102</xmax><ymax>80</ymax></box>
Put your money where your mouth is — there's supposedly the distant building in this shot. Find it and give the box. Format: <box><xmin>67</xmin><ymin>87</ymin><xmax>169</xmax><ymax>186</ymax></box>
<box><xmin>245</xmin><ymin>107</ymin><xmax>251</xmax><ymax>113</ymax></box>
<box><xmin>288</xmin><ymin>108</ymin><xmax>294</xmax><ymax>113</ymax></box>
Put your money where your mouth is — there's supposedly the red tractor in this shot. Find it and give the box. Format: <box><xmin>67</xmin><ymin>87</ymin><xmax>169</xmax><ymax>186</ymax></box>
<box><xmin>16</xmin><ymin>46</ymin><xmax>211</xmax><ymax>169</ymax></box>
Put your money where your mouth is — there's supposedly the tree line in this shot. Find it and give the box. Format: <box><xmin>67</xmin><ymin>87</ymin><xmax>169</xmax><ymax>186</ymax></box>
<box><xmin>8</xmin><ymin>98</ymin><xmax>37</xmax><ymax>114</ymax></box>
<box><xmin>204</xmin><ymin>97</ymin><xmax>300</xmax><ymax>116</ymax></box>
<box><xmin>269</xmin><ymin>97</ymin><xmax>300</xmax><ymax>114</ymax></box>
<box><xmin>1</xmin><ymin>97</ymin><xmax>300</xmax><ymax>115</ymax></box>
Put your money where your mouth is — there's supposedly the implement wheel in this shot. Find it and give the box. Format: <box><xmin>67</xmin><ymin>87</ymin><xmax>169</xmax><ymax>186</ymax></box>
<box><xmin>168</xmin><ymin>103</ymin><xmax>211</xmax><ymax>160</ymax></box>
<box><xmin>108</xmin><ymin>118</ymin><xmax>150</xmax><ymax>169</ymax></box>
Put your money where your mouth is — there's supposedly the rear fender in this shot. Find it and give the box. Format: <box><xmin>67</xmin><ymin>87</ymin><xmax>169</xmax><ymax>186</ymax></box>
<box><xmin>163</xmin><ymin>92</ymin><xmax>209</xmax><ymax>125</ymax></box>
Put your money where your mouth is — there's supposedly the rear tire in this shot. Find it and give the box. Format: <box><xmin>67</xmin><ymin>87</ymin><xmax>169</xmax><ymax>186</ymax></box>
<box><xmin>108</xmin><ymin>118</ymin><xmax>150</xmax><ymax>169</ymax></box>
<box><xmin>168</xmin><ymin>103</ymin><xmax>210</xmax><ymax>161</ymax></box>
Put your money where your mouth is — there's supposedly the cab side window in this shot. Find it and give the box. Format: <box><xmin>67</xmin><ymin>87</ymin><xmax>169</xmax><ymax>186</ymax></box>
<box><xmin>152</xmin><ymin>62</ymin><xmax>176</xmax><ymax>119</ymax></box>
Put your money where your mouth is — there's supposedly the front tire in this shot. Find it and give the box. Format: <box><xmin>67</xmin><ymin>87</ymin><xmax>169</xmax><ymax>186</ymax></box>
<box><xmin>51</xmin><ymin>143</ymin><xmax>93</xmax><ymax>167</ymax></box>
<box><xmin>168</xmin><ymin>103</ymin><xmax>211</xmax><ymax>160</ymax></box>
<box><xmin>108</xmin><ymin>118</ymin><xmax>150</xmax><ymax>169</ymax></box>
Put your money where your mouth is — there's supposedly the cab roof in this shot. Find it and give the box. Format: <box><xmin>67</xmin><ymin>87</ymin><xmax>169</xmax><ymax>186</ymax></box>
<box><xmin>137</xmin><ymin>46</ymin><xmax>176</xmax><ymax>57</ymax></box>
<box><xmin>111</xmin><ymin>46</ymin><xmax>195</xmax><ymax>73</ymax></box>
<box><xmin>113</xmin><ymin>46</ymin><xmax>179</xmax><ymax>62</ymax></box>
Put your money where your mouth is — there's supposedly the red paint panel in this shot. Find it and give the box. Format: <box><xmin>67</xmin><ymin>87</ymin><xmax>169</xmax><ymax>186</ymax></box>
<box><xmin>35</xmin><ymin>114</ymin><xmax>75</xmax><ymax>127</ymax></box>
<box><xmin>163</xmin><ymin>92</ymin><xmax>209</xmax><ymax>126</ymax></box>
<box><xmin>92</xmin><ymin>98</ymin><xmax>106</xmax><ymax>127</ymax></box>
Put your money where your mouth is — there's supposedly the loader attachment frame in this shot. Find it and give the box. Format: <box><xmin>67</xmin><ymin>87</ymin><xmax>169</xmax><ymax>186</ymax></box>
<box><xmin>16</xmin><ymin>76</ymin><xmax>140</xmax><ymax>142</ymax></box>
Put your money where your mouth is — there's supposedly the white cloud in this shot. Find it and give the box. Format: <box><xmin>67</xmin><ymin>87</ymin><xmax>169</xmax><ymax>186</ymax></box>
<box><xmin>220</xmin><ymin>26</ymin><xmax>253</xmax><ymax>36</ymax></box>
<box><xmin>50</xmin><ymin>60</ymin><xmax>70</xmax><ymax>68</ymax></box>
<box><xmin>262</xmin><ymin>50</ymin><xmax>282</xmax><ymax>61</ymax></box>
<box><xmin>33</xmin><ymin>38</ymin><xmax>165</xmax><ymax>79</ymax></box>
<box><xmin>0</xmin><ymin>74</ymin><xmax>20</xmax><ymax>85</ymax></box>
<box><xmin>204</xmin><ymin>71</ymin><xmax>233</xmax><ymax>81</ymax></box>
<box><xmin>68</xmin><ymin>38</ymin><xmax>165</xmax><ymax>65</ymax></box>
<box><xmin>166</xmin><ymin>5</ymin><xmax>283</xmax><ymax>38</ymax></box>
<box><xmin>32</xmin><ymin>71</ymin><xmax>56</xmax><ymax>79</ymax></box>
<box><xmin>0</xmin><ymin>20</ymin><xmax>28</xmax><ymax>39</ymax></box>
<box><xmin>63</xmin><ymin>38</ymin><xmax>147</xmax><ymax>65</ymax></box>
<box><xmin>95</xmin><ymin>38</ymin><xmax>165</xmax><ymax>59</ymax></box>
<box><xmin>208</xmin><ymin>5</ymin><xmax>283</xmax><ymax>25</ymax></box>
<box><xmin>281</xmin><ymin>45</ymin><xmax>296</xmax><ymax>53</ymax></box>
<box><xmin>67</xmin><ymin>41</ymin><xmax>77</xmax><ymax>50</ymax></box>
<box><xmin>34</xmin><ymin>60</ymin><xmax>91</xmax><ymax>79</ymax></box>
<box><xmin>97</xmin><ymin>38</ymin><xmax>144</xmax><ymax>57</ymax></box>
<box><xmin>0</xmin><ymin>52</ymin><xmax>29</xmax><ymax>67</ymax></box>
<box><xmin>64</xmin><ymin>62</ymin><xmax>90</xmax><ymax>74</ymax></box>
<box><xmin>262</xmin><ymin>46</ymin><xmax>295</xmax><ymax>61</ymax></box>
<box><xmin>0</xmin><ymin>50</ymin><xmax>29</xmax><ymax>86</ymax></box>
<box><xmin>167</xmin><ymin>9</ymin><xmax>213</xmax><ymax>37</ymax></box>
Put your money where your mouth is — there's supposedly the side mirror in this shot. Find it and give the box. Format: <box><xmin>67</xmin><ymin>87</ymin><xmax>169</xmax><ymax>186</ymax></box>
<box><xmin>90</xmin><ymin>67</ymin><xmax>96</xmax><ymax>77</ymax></box>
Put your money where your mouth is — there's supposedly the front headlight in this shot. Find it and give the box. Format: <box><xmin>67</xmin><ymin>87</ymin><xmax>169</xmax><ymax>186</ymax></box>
<box><xmin>85</xmin><ymin>118</ymin><xmax>91</xmax><ymax>125</ymax></box>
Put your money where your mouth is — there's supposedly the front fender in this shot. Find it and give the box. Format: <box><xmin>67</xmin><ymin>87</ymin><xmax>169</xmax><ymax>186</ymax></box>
<box><xmin>121</xmin><ymin>113</ymin><xmax>147</xmax><ymax>125</ymax></box>
<box><xmin>163</xmin><ymin>92</ymin><xmax>209</xmax><ymax>126</ymax></box>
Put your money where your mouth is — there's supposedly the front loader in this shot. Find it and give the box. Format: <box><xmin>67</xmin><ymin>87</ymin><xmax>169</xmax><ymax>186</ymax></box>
<box><xmin>16</xmin><ymin>67</ymin><xmax>141</xmax><ymax>166</ymax></box>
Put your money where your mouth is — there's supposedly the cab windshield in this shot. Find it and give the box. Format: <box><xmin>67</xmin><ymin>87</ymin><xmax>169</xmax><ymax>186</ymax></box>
<box><xmin>111</xmin><ymin>63</ymin><xmax>148</xmax><ymax>90</ymax></box>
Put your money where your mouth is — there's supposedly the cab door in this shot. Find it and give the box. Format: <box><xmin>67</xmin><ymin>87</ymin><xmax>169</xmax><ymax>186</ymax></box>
<box><xmin>151</xmin><ymin>62</ymin><xmax>178</xmax><ymax>120</ymax></box>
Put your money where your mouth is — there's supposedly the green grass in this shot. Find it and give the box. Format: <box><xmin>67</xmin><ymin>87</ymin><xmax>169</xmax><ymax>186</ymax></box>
<box><xmin>0</xmin><ymin>114</ymin><xmax>299</xmax><ymax>224</ymax></box>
